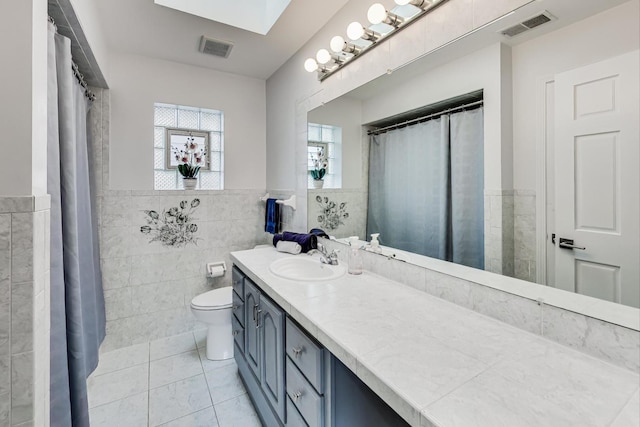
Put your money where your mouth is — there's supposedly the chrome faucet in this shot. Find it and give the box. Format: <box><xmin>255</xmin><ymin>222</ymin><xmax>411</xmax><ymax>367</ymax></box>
<box><xmin>308</xmin><ymin>244</ymin><xmax>340</xmax><ymax>265</ymax></box>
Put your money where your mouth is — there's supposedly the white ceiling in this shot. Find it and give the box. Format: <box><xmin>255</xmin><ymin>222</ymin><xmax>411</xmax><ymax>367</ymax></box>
<box><xmin>94</xmin><ymin>0</ymin><xmax>350</xmax><ymax>80</ymax></box>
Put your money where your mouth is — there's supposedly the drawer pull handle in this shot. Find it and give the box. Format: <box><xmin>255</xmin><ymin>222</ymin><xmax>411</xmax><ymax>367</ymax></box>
<box><xmin>256</xmin><ymin>309</ymin><xmax>263</xmax><ymax>328</ymax></box>
<box><xmin>232</xmin><ymin>304</ymin><xmax>241</xmax><ymax>310</ymax></box>
<box><xmin>292</xmin><ymin>346</ymin><xmax>305</xmax><ymax>357</ymax></box>
<box><xmin>232</xmin><ymin>330</ymin><xmax>239</xmax><ymax>336</ymax></box>
<box><xmin>293</xmin><ymin>390</ymin><xmax>304</xmax><ymax>402</ymax></box>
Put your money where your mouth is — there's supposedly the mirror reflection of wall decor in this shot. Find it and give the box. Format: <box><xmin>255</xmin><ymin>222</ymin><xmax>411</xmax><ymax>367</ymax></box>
<box><xmin>314</xmin><ymin>195</ymin><xmax>349</xmax><ymax>230</ymax></box>
<box><xmin>166</xmin><ymin>129</ymin><xmax>209</xmax><ymax>170</ymax></box>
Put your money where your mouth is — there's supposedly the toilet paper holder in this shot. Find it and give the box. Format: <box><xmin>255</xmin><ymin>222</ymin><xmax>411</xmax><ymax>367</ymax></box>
<box><xmin>206</xmin><ymin>261</ymin><xmax>227</xmax><ymax>278</ymax></box>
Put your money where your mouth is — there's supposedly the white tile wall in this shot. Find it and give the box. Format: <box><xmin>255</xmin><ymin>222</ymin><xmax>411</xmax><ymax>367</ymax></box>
<box><xmin>484</xmin><ymin>190</ymin><xmax>515</xmax><ymax>276</ymax></box>
<box><xmin>0</xmin><ymin>197</ymin><xmax>51</xmax><ymax>426</ymax></box>
<box><xmin>98</xmin><ymin>190</ymin><xmax>271</xmax><ymax>351</ymax></box>
<box><xmin>514</xmin><ymin>190</ymin><xmax>537</xmax><ymax>283</ymax></box>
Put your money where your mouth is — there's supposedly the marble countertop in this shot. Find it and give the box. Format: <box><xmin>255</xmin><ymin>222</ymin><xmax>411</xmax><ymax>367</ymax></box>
<box><xmin>230</xmin><ymin>247</ymin><xmax>640</xmax><ymax>427</ymax></box>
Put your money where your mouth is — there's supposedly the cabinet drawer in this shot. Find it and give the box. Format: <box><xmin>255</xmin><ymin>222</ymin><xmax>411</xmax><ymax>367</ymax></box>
<box><xmin>286</xmin><ymin>359</ymin><xmax>323</xmax><ymax>427</ymax></box>
<box><xmin>232</xmin><ymin>290</ymin><xmax>244</xmax><ymax>327</ymax></box>
<box><xmin>286</xmin><ymin>318</ymin><xmax>324</xmax><ymax>393</ymax></box>
<box><xmin>286</xmin><ymin>396</ymin><xmax>309</xmax><ymax>427</ymax></box>
<box><xmin>232</xmin><ymin>266</ymin><xmax>244</xmax><ymax>299</ymax></box>
<box><xmin>232</xmin><ymin>315</ymin><xmax>245</xmax><ymax>354</ymax></box>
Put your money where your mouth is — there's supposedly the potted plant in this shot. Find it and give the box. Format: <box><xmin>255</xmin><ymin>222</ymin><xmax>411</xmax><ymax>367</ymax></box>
<box><xmin>173</xmin><ymin>134</ymin><xmax>204</xmax><ymax>190</ymax></box>
<box><xmin>310</xmin><ymin>147</ymin><xmax>327</xmax><ymax>189</ymax></box>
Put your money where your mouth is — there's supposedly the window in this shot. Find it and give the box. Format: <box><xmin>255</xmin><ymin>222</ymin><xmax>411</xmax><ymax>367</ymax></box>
<box><xmin>308</xmin><ymin>123</ymin><xmax>342</xmax><ymax>189</ymax></box>
<box><xmin>154</xmin><ymin>103</ymin><xmax>224</xmax><ymax>190</ymax></box>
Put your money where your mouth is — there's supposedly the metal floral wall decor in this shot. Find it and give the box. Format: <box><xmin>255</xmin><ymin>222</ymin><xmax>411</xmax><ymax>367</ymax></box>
<box><xmin>315</xmin><ymin>195</ymin><xmax>349</xmax><ymax>230</ymax></box>
<box><xmin>140</xmin><ymin>198</ymin><xmax>201</xmax><ymax>247</ymax></box>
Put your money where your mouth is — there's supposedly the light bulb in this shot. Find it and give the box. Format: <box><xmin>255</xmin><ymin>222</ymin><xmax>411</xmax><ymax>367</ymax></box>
<box><xmin>304</xmin><ymin>58</ymin><xmax>318</xmax><ymax>72</ymax></box>
<box><xmin>316</xmin><ymin>49</ymin><xmax>331</xmax><ymax>65</ymax></box>
<box><xmin>367</xmin><ymin>3</ymin><xmax>388</xmax><ymax>25</ymax></box>
<box><xmin>347</xmin><ymin>21</ymin><xmax>365</xmax><ymax>41</ymax></box>
<box><xmin>330</xmin><ymin>36</ymin><xmax>346</xmax><ymax>53</ymax></box>
<box><xmin>394</xmin><ymin>0</ymin><xmax>411</xmax><ymax>5</ymax></box>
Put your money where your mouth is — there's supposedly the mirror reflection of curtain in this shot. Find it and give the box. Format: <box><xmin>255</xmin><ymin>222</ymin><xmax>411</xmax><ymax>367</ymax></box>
<box><xmin>48</xmin><ymin>22</ymin><xmax>106</xmax><ymax>426</ymax></box>
<box><xmin>367</xmin><ymin>107</ymin><xmax>484</xmax><ymax>269</ymax></box>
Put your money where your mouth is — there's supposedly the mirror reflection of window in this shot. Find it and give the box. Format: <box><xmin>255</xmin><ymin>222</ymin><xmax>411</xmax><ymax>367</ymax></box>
<box><xmin>307</xmin><ymin>123</ymin><xmax>342</xmax><ymax>188</ymax></box>
<box><xmin>154</xmin><ymin>103</ymin><xmax>224</xmax><ymax>190</ymax></box>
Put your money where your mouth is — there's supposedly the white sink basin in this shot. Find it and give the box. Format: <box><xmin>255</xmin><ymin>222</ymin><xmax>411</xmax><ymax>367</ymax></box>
<box><xmin>269</xmin><ymin>257</ymin><xmax>346</xmax><ymax>281</ymax></box>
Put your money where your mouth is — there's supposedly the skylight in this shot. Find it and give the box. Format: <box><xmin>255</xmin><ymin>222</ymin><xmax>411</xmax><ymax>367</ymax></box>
<box><xmin>154</xmin><ymin>0</ymin><xmax>292</xmax><ymax>35</ymax></box>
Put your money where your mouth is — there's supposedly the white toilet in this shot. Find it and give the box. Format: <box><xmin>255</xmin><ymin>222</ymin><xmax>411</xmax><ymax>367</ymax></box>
<box><xmin>190</xmin><ymin>286</ymin><xmax>234</xmax><ymax>360</ymax></box>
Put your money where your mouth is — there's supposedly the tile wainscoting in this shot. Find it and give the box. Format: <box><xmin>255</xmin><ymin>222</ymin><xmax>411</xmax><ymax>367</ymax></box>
<box><xmin>98</xmin><ymin>190</ymin><xmax>272</xmax><ymax>351</ymax></box>
<box><xmin>514</xmin><ymin>190</ymin><xmax>537</xmax><ymax>283</ymax></box>
<box><xmin>484</xmin><ymin>189</ymin><xmax>514</xmax><ymax>276</ymax></box>
<box><xmin>0</xmin><ymin>196</ymin><xmax>51</xmax><ymax>426</ymax></box>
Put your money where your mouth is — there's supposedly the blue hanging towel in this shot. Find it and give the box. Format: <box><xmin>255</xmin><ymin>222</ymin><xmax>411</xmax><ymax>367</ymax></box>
<box><xmin>265</xmin><ymin>198</ymin><xmax>280</xmax><ymax>234</ymax></box>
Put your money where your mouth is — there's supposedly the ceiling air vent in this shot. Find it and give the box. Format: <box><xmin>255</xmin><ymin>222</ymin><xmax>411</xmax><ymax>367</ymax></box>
<box><xmin>501</xmin><ymin>11</ymin><xmax>555</xmax><ymax>38</ymax></box>
<box><xmin>199</xmin><ymin>36</ymin><xmax>234</xmax><ymax>58</ymax></box>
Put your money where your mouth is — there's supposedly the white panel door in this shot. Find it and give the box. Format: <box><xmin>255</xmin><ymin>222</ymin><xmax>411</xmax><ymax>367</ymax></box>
<box><xmin>554</xmin><ymin>50</ymin><xmax>639</xmax><ymax>308</ymax></box>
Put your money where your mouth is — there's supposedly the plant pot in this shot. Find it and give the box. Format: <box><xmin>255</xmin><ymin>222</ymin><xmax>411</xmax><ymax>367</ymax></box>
<box><xmin>183</xmin><ymin>177</ymin><xmax>198</xmax><ymax>190</ymax></box>
<box><xmin>312</xmin><ymin>179</ymin><xmax>324</xmax><ymax>189</ymax></box>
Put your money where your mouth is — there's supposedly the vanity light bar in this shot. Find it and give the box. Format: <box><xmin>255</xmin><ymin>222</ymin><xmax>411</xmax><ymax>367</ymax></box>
<box><xmin>303</xmin><ymin>0</ymin><xmax>449</xmax><ymax>81</ymax></box>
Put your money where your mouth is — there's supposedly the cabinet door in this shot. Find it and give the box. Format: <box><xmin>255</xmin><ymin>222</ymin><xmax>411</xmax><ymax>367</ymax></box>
<box><xmin>259</xmin><ymin>295</ymin><xmax>286</xmax><ymax>422</ymax></box>
<box><xmin>244</xmin><ymin>279</ymin><xmax>261</xmax><ymax>379</ymax></box>
<box><xmin>232</xmin><ymin>290</ymin><xmax>244</xmax><ymax>327</ymax></box>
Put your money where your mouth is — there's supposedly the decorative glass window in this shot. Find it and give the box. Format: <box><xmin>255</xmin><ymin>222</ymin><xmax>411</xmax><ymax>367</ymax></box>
<box><xmin>154</xmin><ymin>103</ymin><xmax>224</xmax><ymax>190</ymax></box>
<box><xmin>308</xmin><ymin>123</ymin><xmax>342</xmax><ymax>189</ymax></box>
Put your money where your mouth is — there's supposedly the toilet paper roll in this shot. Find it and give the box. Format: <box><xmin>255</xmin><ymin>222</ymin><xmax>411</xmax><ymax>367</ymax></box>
<box><xmin>208</xmin><ymin>265</ymin><xmax>225</xmax><ymax>278</ymax></box>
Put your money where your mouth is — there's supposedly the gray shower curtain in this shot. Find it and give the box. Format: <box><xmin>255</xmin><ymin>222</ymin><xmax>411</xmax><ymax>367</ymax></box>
<box><xmin>47</xmin><ymin>22</ymin><xmax>106</xmax><ymax>427</ymax></box>
<box><xmin>367</xmin><ymin>107</ymin><xmax>484</xmax><ymax>269</ymax></box>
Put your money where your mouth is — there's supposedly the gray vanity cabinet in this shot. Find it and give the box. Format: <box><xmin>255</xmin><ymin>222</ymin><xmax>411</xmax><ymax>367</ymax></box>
<box><xmin>231</xmin><ymin>267</ymin><xmax>245</xmax><ymax>355</ymax></box>
<box><xmin>237</xmin><ymin>273</ymin><xmax>286</xmax><ymax>426</ymax></box>
<box><xmin>244</xmin><ymin>280</ymin><xmax>261</xmax><ymax>378</ymax></box>
<box><xmin>233</xmin><ymin>264</ymin><xmax>408</xmax><ymax>427</ymax></box>
<box><xmin>285</xmin><ymin>318</ymin><xmax>330</xmax><ymax>427</ymax></box>
<box><xmin>259</xmin><ymin>295</ymin><xmax>286</xmax><ymax>421</ymax></box>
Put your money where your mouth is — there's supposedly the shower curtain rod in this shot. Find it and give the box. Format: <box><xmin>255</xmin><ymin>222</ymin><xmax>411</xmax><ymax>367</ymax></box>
<box><xmin>48</xmin><ymin>16</ymin><xmax>96</xmax><ymax>101</ymax></box>
<box><xmin>367</xmin><ymin>99</ymin><xmax>484</xmax><ymax>136</ymax></box>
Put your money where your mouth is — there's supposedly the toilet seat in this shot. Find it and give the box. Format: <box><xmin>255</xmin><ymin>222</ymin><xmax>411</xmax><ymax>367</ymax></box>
<box><xmin>191</xmin><ymin>287</ymin><xmax>233</xmax><ymax>310</ymax></box>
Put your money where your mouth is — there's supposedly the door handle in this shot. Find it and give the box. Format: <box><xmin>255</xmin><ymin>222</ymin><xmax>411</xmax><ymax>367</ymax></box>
<box><xmin>559</xmin><ymin>238</ymin><xmax>586</xmax><ymax>250</ymax></box>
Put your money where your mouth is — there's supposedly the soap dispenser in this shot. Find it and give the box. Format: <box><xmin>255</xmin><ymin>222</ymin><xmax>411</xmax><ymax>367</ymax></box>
<box><xmin>369</xmin><ymin>233</ymin><xmax>382</xmax><ymax>253</ymax></box>
<box><xmin>347</xmin><ymin>236</ymin><xmax>363</xmax><ymax>275</ymax></box>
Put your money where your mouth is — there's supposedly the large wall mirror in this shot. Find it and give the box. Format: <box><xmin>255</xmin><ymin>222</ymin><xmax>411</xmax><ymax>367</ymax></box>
<box><xmin>306</xmin><ymin>0</ymin><xmax>639</xmax><ymax>312</ymax></box>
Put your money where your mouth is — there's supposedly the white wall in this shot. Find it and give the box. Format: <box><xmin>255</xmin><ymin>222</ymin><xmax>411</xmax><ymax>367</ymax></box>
<box><xmin>512</xmin><ymin>0</ymin><xmax>640</xmax><ymax>190</ymax></box>
<box><xmin>308</xmin><ymin>96</ymin><xmax>363</xmax><ymax>189</ymax></box>
<box><xmin>0</xmin><ymin>0</ymin><xmax>47</xmax><ymax>196</ymax></box>
<box><xmin>109</xmin><ymin>53</ymin><xmax>266</xmax><ymax>190</ymax></box>
<box><xmin>68</xmin><ymin>0</ymin><xmax>110</xmax><ymax>82</ymax></box>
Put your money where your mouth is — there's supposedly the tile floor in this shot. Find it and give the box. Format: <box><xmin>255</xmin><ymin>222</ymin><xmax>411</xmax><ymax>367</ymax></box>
<box><xmin>87</xmin><ymin>330</ymin><xmax>262</xmax><ymax>427</ymax></box>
